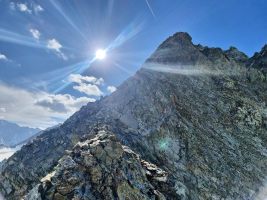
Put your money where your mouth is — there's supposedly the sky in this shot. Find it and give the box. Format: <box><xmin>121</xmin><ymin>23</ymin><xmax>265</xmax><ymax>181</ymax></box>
<box><xmin>0</xmin><ymin>0</ymin><xmax>266</xmax><ymax>129</ymax></box>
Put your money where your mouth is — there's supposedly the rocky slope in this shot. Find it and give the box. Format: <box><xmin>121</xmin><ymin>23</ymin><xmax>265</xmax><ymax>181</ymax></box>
<box><xmin>0</xmin><ymin>32</ymin><xmax>267</xmax><ymax>200</ymax></box>
<box><xmin>25</xmin><ymin>130</ymin><xmax>173</xmax><ymax>200</ymax></box>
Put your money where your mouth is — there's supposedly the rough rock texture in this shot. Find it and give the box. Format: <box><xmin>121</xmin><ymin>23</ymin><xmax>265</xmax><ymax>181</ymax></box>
<box><xmin>25</xmin><ymin>130</ymin><xmax>172</xmax><ymax>200</ymax></box>
<box><xmin>1</xmin><ymin>32</ymin><xmax>267</xmax><ymax>200</ymax></box>
<box><xmin>248</xmin><ymin>44</ymin><xmax>267</xmax><ymax>76</ymax></box>
<box><xmin>224</xmin><ymin>46</ymin><xmax>249</xmax><ymax>65</ymax></box>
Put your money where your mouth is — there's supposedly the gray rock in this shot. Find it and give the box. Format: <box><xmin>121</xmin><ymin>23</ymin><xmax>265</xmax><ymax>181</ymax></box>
<box><xmin>25</xmin><ymin>131</ymin><xmax>170</xmax><ymax>200</ymax></box>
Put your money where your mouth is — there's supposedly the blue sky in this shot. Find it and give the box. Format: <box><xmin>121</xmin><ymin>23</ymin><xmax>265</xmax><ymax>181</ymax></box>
<box><xmin>0</xmin><ymin>0</ymin><xmax>266</xmax><ymax>128</ymax></box>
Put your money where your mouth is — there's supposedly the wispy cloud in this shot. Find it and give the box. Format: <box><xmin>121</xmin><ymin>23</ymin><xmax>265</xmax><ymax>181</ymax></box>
<box><xmin>17</xmin><ymin>3</ymin><xmax>32</xmax><ymax>14</ymax></box>
<box><xmin>0</xmin><ymin>83</ymin><xmax>94</xmax><ymax>128</ymax></box>
<box><xmin>107</xmin><ymin>86</ymin><xmax>117</xmax><ymax>93</ymax></box>
<box><xmin>9</xmin><ymin>2</ymin><xmax>15</xmax><ymax>10</ymax></box>
<box><xmin>0</xmin><ymin>53</ymin><xmax>8</xmax><ymax>61</ymax></box>
<box><xmin>10</xmin><ymin>2</ymin><xmax>44</xmax><ymax>14</ymax></box>
<box><xmin>145</xmin><ymin>0</ymin><xmax>156</xmax><ymax>19</ymax></box>
<box><xmin>33</xmin><ymin>4</ymin><xmax>44</xmax><ymax>13</ymax></box>
<box><xmin>69</xmin><ymin>74</ymin><xmax>104</xmax><ymax>85</ymax></box>
<box><xmin>0</xmin><ymin>28</ymin><xmax>68</xmax><ymax>61</ymax></box>
<box><xmin>29</xmin><ymin>29</ymin><xmax>41</xmax><ymax>40</ymax></box>
<box><xmin>47</xmin><ymin>39</ymin><xmax>67</xmax><ymax>60</ymax></box>
<box><xmin>0</xmin><ymin>28</ymin><xmax>46</xmax><ymax>49</ymax></box>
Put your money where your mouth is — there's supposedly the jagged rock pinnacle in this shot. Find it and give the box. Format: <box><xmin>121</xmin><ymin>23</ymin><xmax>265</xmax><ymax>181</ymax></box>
<box><xmin>159</xmin><ymin>32</ymin><xmax>193</xmax><ymax>49</ymax></box>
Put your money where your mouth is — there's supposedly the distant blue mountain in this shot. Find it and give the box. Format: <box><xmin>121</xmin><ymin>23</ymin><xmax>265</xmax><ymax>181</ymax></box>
<box><xmin>0</xmin><ymin>120</ymin><xmax>41</xmax><ymax>147</ymax></box>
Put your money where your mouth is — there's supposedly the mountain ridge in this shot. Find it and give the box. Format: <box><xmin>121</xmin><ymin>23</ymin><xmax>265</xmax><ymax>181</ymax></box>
<box><xmin>0</xmin><ymin>120</ymin><xmax>41</xmax><ymax>147</ymax></box>
<box><xmin>0</xmin><ymin>32</ymin><xmax>266</xmax><ymax>200</ymax></box>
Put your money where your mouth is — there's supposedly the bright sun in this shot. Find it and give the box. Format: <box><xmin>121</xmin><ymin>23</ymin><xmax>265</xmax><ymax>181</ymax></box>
<box><xmin>95</xmin><ymin>49</ymin><xmax>106</xmax><ymax>60</ymax></box>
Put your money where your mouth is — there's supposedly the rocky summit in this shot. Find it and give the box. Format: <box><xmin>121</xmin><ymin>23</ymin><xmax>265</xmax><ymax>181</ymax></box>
<box><xmin>25</xmin><ymin>130</ymin><xmax>172</xmax><ymax>200</ymax></box>
<box><xmin>0</xmin><ymin>32</ymin><xmax>267</xmax><ymax>200</ymax></box>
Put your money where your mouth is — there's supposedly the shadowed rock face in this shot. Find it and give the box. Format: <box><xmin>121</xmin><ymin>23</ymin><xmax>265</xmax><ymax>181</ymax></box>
<box><xmin>0</xmin><ymin>32</ymin><xmax>267</xmax><ymax>200</ymax></box>
<box><xmin>248</xmin><ymin>44</ymin><xmax>267</xmax><ymax>73</ymax></box>
<box><xmin>25</xmin><ymin>130</ymin><xmax>173</xmax><ymax>200</ymax></box>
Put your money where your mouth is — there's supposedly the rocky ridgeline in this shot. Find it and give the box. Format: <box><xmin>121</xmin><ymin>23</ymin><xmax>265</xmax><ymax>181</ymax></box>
<box><xmin>25</xmin><ymin>130</ymin><xmax>173</xmax><ymax>200</ymax></box>
<box><xmin>1</xmin><ymin>32</ymin><xmax>267</xmax><ymax>200</ymax></box>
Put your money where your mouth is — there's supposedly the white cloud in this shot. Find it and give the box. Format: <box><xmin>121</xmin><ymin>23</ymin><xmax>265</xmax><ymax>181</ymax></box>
<box><xmin>35</xmin><ymin>94</ymin><xmax>95</xmax><ymax>113</ymax></box>
<box><xmin>107</xmin><ymin>86</ymin><xmax>117</xmax><ymax>93</ymax></box>
<box><xmin>47</xmin><ymin>39</ymin><xmax>62</xmax><ymax>52</ymax></box>
<box><xmin>17</xmin><ymin>3</ymin><xmax>32</xmax><ymax>14</ymax></box>
<box><xmin>73</xmin><ymin>83</ymin><xmax>103</xmax><ymax>97</ymax></box>
<box><xmin>0</xmin><ymin>107</ymin><xmax>6</xmax><ymax>113</ymax></box>
<box><xmin>0</xmin><ymin>84</ymin><xmax>94</xmax><ymax>128</ymax></box>
<box><xmin>69</xmin><ymin>74</ymin><xmax>104</xmax><ymax>96</ymax></box>
<box><xmin>69</xmin><ymin>74</ymin><xmax>104</xmax><ymax>85</ymax></box>
<box><xmin>10</xmin><ymin>2</ymin><xmax>43</xmax><ymax>14</ymax></box>
<box><xmin>29</xmin><ymin>29</ymin><xmax>41</xmax><ymax>40</ymax></box>
<box><xmin>0</xmin><ymin>53</ymin><xmax>7</xmax><ymax>61</ymax></box>
<box><xmin>47</xmin><ymin>39</ymin><xmax>67</xmax><ymax>60</ymax></box>
<box><xmin>34</xmin><ymin>5</ymin><xmax>44</xmax><ymax>13</ymax></box>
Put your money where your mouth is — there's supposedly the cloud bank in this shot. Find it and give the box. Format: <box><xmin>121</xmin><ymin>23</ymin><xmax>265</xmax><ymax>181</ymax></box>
<box><xmin>0</xmin><ymin>84</ymin><xmax>94</xmax><ymax>128</ymax></box>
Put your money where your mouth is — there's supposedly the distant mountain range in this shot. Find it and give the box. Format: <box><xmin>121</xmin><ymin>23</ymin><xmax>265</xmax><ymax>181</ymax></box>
<box><xmin>0</xmin><ymin>120</ymin><xmax>41</xmax><ymax>147</ymax></box>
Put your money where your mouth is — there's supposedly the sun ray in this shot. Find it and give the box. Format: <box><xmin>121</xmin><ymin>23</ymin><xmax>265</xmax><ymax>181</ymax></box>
<box><xmin>113</xmin><ymin>62</ymin><xmax>134</xmax><ymax>76</ymax></box>
<box><xmin>50</xmin><ymin>58</ymin><xmax>96</xmax><ymax>94</ymax></box>
<box><xmin>106</xmin><ymin>19</ymin><xmax>144</xmax><ymax>51</ymax></box>
<box><xmin>48</xmin><ymin>0</ymin><xmax>88</xmax><ymax>42</ymax></box>
<box><xmin>0</xmin><ymin>28</ymin><xmax>47</xmax><ymax>49</ymax></box>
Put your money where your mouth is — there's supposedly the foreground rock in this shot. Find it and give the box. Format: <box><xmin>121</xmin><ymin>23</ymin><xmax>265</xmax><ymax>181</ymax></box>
<box><xmin>25</xmin><ymin>130</ymin><xmax>173</xmax><ymax>200</ymax></box>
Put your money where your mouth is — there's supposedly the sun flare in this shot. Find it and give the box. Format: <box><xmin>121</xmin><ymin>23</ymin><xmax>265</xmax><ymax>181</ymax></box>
<box><xmin>95</xmin><ymin>49</ymin><xmax>106</xmax><ymax>60</ymax></box>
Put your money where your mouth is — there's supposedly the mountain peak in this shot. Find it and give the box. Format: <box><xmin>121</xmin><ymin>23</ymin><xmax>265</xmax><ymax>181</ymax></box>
<box><xmin>145</xmin><ymin>32</ymin><xmax>210</xmax><ymax>65</ymax></box>
<box><xmin>262</xmin><ymin>44</ymin><xmax>267</xmax><ymax>51</ymax></box>
<box><xmin>224</xmin><ymin>46</ymin><xmax>248</xmax><ymax>64</ymax></box>
<box><xmin>159</xmin><ymin>32</ymin><xmax>193</xmax><ymax>48</ymax></box>
<box><xmin>248</xmin><ymin>44</ymin><xmax>267</xmax><ymax>72</ymax></box>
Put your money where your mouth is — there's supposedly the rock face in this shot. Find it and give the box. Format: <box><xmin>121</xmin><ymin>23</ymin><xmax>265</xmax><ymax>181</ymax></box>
<box><xmin>0</xmin><ymin>32</ymin><xmax>267</xmax><ymax>200</ymax></box>
<box><xmin>248</xmin><ymin>45</ymin><xmax>267</xmax><ymax>74</ymax></box>
<box><xmin>25</xmin><ymin>130</ymin><xmax>172</xmax><ymax>200</ymax></box>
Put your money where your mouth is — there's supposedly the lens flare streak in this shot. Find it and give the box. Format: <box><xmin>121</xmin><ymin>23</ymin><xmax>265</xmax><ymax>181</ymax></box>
<box><xmin>49</xmin><ymin>58</ymin><xmax>96</xmax><ymax>94</ymax></box>
<box><xmin>0</xmin><ymin>28</ymin><xmax>47</xmax><ymax>49</ymax></box>
<box><xmin>48</xmin><ymin>0</ymin><xmax>88</xmax><ymax>42</ymax></box>
<box><xmin>107</xmin><ymin>20</ymin><xmax>144</xmax><ymax>51</ymax></box>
